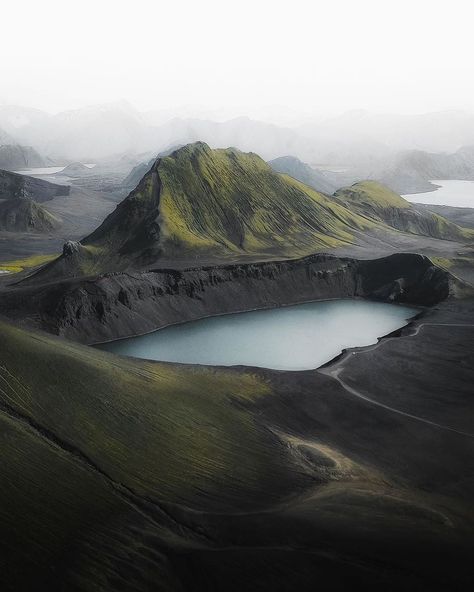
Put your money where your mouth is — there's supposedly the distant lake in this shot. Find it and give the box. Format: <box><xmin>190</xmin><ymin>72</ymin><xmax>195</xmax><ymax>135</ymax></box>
<box><xmin>97</xmin><ymin>300</ymin><xmax>417</xmax><ymax>371</ymax></box>
<box><xmin>404</xmin><ymin>180</ymin><xmax>474</xmax><ymax>208</ymax></box>
<box><xmin>14</xmin><ymin>164</ymin><xmax>96</xmax><ymax>176</ymax></box>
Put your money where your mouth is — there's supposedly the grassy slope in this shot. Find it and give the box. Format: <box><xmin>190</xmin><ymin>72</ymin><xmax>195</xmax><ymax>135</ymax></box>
<box><xmin>0</xmin><ymin>253</ymin><xmax>57</xmax><ymax>273</ymax></box>
<box><xmin>334</xmin><ymin>180</ymin><xmax>474</xmax><ymax>241</ymax></box>
<box><xmin>46</xmin><ymin>143</ymin><xmax>376</xmax><ymax>277</ymax></box>
<box><xmin>157</xmin><ymin>144</ymin><xmax>369</xmax><ymax>254</ymax></box>
<box><xmin>1</xmin><ymin>315</ymin><xmax>473</xmax><ymax>590</ymax></box>
<box><xmin>0</xmin><ymin>319</ymin><xmax>311</xmax><ymax>589</ymax></box>
<box><xmin>0</xmin><ymin>320</ymin><xmax>300</xmax><ymax>510</ymax></box>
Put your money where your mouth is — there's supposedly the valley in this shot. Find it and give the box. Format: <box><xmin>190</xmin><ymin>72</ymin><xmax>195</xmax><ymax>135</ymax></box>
<box><xmin>3</xmin><ymin>4</ymin><xmax>474</xmax><ymax>589</ymax></box>
<box><xmin>0</xmin><ymin>141</ymin><xmax>473</xmax><ymax>592</ymax></box>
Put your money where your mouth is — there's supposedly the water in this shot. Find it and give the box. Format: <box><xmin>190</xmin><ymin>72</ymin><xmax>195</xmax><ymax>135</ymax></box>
<box><xmin>13</xmin><ymin>164</ymin><xmax>96</xmax><ymax>176</ymax></box>
<box><xmin>403</xmin><ymin>179</ymin><xmax>474</xmax><ymax>208</ymax></box>
<box><xmin>97</xmin><ymin>300</ymin><xmax>417</xmax><ymax>371</ymax></box>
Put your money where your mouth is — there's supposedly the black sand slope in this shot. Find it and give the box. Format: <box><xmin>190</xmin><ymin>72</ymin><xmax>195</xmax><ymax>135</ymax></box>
<box><xmin>0</xmin><ymin>143</ymin><xmax>473</xmax><ymax>591</ymax></box>
<box><xmin>0</xmin><ymin>297</ymin><xmax>473</xmax><ymax>591</ymax></box>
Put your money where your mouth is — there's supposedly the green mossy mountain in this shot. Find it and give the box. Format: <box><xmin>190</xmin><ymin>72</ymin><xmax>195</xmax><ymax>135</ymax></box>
<box><xmin>83</xmin><ymin>143</ymin><xmax>373</xmax><ymax>263</ymax></box>
<box><xmin>334</xmin><ymin>180</ymin><xmax>472</xmax><ymax>241</ymax></box>
<box><xmin>32</xmin><ymin>144</ymin><xmax>473</xmax><ymax>281</ymax></box>
<box><xmin>32</xmin><ymin>143</ymin><xmax>379</xmax><ymax>277</ymax></box>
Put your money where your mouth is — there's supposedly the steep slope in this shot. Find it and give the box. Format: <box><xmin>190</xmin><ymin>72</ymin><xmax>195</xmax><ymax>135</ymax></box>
<box><xmin>121</xmin><ymin>145</ymin><xmax>183</xmax><ymax>191</ymax></box>
<box><xmin>334</xmin><ymin>181</ymin><xmax>472</xmax><ymax>241</ymax></box>
<box><xmin>0</xmin><ymin>169</ymin><xmax>70</xmax><ymax>202</ymax></box>
<box><xmin>268</xmin><ymin>155</ymin><xmax>339</xmax><ymax>194</ymax></box>
<box><xmin>39</xmin><ymin>142</ymin><xmax>377</xmax><ymax>277</ymax></box>
<box><xmin>0</xmin><ymin>197</ymin><xmax>60</xmax><ymax>232</ymax></box>
<box><xmin>4</xmin><ymin>253</ymin><xmax>462</xmax><ymax>344</ymax></box>
<box><xmin>0</xmin><ymin>143</ymin><xmax>46</xmax><ymax>170</ymax></box>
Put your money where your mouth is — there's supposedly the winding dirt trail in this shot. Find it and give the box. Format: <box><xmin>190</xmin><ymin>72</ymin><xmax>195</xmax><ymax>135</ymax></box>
<box><xmin>318</xmin><ymin>322</ymin><xmax>474</xmax><ymax>438</ymax></box>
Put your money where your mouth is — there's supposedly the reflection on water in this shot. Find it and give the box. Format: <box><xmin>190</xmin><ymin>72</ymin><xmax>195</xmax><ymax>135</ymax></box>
<box><xmin>97</xmin><ymin>299</ymin><xmax>417</xmax><ymax>371</ymax></box>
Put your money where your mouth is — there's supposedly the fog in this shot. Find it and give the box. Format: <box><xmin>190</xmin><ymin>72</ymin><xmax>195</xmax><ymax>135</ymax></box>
<box><xmin>2</xmin><ymin>0</ymin><xmax>473</xmax><ymax>118</ymax></box>
<box><xmin>1</xmin><ymin>0</ymin><xmax>474</xmax><ymax>162</ymax></box>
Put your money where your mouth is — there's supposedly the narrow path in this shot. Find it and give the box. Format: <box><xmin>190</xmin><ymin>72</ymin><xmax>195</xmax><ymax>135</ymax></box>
<box><xmin>319</xmin><ymin>322</ymin><xmax>474</xmax><ymax>438</ymax></box>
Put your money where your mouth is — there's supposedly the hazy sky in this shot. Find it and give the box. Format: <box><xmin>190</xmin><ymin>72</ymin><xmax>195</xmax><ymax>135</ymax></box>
<box><xmin>2</xmin><ymin>0</ymin><xmax>473</xmax><ymax>120</ymax></box>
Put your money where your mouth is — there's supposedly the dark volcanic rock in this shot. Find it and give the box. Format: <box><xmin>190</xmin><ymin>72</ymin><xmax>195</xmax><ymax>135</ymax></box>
<box><xmin>1</xmin><ymin>253</ymin><xmax>467</xmax><ymax>344</ymax></box>
<box><xmin>63</xmin><ymin>240</ymin><xmax>82</xmax><ymax>256</ymax></box>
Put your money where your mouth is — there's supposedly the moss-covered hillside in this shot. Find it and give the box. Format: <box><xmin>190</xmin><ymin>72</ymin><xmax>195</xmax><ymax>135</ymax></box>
<box><xmin>1</xmin><ymin>310</ymin><xmax>473</xmax><ymax>591</ymax></box>
<box><xmin>43</xmin><ymin>143</ymin><xmax>376</xmax><ymax>276</ymax></box>
<box><xmin>334</xmin><ymin>180</ymin><xmax>473</xmax><ymax>241</ymax></box>
<box><xmin>31</xmin><ymin>146</ymin><xmax>474</xmax><ymax>281</ymax></box>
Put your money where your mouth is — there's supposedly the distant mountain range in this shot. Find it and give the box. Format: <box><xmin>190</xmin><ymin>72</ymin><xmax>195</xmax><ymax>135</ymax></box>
<box><xmin>267</xmin><ymin>155</ymin><xmax>361</xmax><ymax>194</ymax></box>
<box><xmin>377</xmin><ymin>146</ymin><xmax>474</xmax><ymax>193</ymax></box>
<box><xmin>3</xmin><ymin>102</ymin><xmax>474</xmax><ymax>168</ymax></box>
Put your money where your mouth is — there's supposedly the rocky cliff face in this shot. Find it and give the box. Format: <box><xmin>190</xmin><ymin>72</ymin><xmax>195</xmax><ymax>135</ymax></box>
<box><xmin>1</xmin><ymin>253</ymin><xmax>463</xmax><ymax>344</ymax></box>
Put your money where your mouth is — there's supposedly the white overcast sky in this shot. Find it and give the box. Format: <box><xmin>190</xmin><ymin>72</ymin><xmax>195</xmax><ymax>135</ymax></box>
<box><xmin>1</xmin><ymin>0</ymin><xmax>473</xmax><ymax>119</ymax></box>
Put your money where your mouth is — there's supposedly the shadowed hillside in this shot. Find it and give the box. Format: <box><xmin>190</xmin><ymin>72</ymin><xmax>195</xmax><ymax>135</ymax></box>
<box><xmin>0</xmin><ymin>197</ymin><xmax>60</xmax><ymax>232</ymax></box>
<box><xmin>268</xmin><ymin>155</ymin><xmax>339</xmax><ymax>194</ymax></box>
<box><xmin>0</xmin><ymin>168</ymin><xmax>70</xmax><ymax>202</ymax></box>
<box><xmin>0</xmin><ymin>297</ymin><xmax>473</xmax><ymax>591</ymax></box>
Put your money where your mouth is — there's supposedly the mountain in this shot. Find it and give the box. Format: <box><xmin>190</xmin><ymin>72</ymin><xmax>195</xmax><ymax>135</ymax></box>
<box><xmin>33</xmin><ymin>143</ymin><xmax>474</xmax><ymax>281</ymax></box>
<box><xmin>0</xmin><ymin>102</ymin><xmax>151</xmax><ymax>161</ymax></box>
<box><xmin>0</xmin><ymin>126</ymin><xmax>15</xmax><ymax>145</ymax></box>
<box><xmin>334</xmin><ymin>181</ymin><xmax>470</xmax><ymax>241</ymax></box>
<box><xmin>0</xmin><ymin>144</ymin><xmax>46</xmax><ymax>170</ymax></box>
<box><xmin>40</xmin><ymin>142</ymin><xmax>378</xmax><ymax>277</ymax></box>
<box><xmin>121</xmin><ymin>145</ymin><xmax>183</xmax><ymax>191</ymax></box>
<box><xmin>0</xmin><ymin>169</ymin><xmax>70</xmax><ymax>202</ymax></box>
<box><xmin>379</xmin><ymin>146</ymin><xmax>474</xmax><ymax>193</ymax></box>
<box><xmin>268</xmin><ymin>155</ymin><xmax>341</xmax><ymax>194</ymax></box>
<box><xmin>298</xmin><ymin>110</ymin><xmax>474</xmax><ymax>157</ymax></box>
<box><xmin>0</xmin><ymin>197</ymin><xmax>60</xmax><ymax>232</ymax></box>
<box><xmin>334</xmin><ymin>181</ymin><xmax>470</xmax><ymax>239</ymax></box>
<box><xmin>45</xmin><ymin>101</ymin><xmax>148</xmax><ymax>160</ymax></box>
<box><xmin>0</xmin><ymin>104</ymin><xmax>50</xmax><ymax>138</ymax></box>
<box><xmin>59</xmin><ymin>162</ymin><xmax>93</xmax><ymax>177</ymax></box>
<box><xmin>149</xmin><ymin>116</ymin><xmax>309</xmax><ymax>160</ymax></box>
